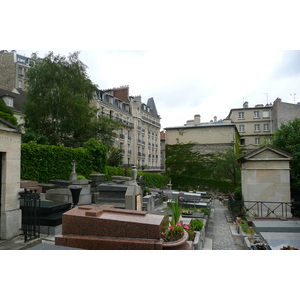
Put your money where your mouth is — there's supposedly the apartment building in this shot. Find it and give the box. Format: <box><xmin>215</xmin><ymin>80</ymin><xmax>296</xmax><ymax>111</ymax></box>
<box><xmin>0</xmin><ymin>50</ymin><xmax>37</xmax><ymax>91</ymax></box>
<box><xmin>228</xmin><ymin>101</ymin><xmax>273</xmax><ymax>152</ymax></box>
<box><xmin>160</xmin><ymin>131</ymin><xmax>166</xmax><ymax>171</ymax></box>
<box><xmin>93</xmin><ymin>86</ymin><xmax>162</xmax><ymax>170</ymax></box>
<box><xmin>165</xmin><ymin>114</ymin><xmax>239</xmax><ymax>155</ymax></box>
<box><xmin>272</xmin><ymin>97</ymin><xmax>300</xmax><ymax>131</ymax></box>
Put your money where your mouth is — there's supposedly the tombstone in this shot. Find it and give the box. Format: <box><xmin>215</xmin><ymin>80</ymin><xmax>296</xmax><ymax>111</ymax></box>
<box><xmin>45</xmin><ymin>179</ymin><xmax>91</xmax><ymax>206</ymax></box>
<box><xmin>90</xmin><ymin>174</ymin><xmax>105</xmax><ymax>203</ymax></box>
<box><xmin>69</xmin><ymin>161</ymin><xmax>77</xmax><ymax>182</ymax></box>
<box><xmin>0</xmin><ymin>119</ymin><xmax>22</xmax><ymax>240</ymax></box>
<box><xmin>55</xmin><ymin>205</ymin><xmax>168</xmax><ymax>250</ymax></box>
<box><xmin>237</xmin><ymin>145</ymin><xmax>294</xmax><ymax>217</ymax></box>
<box><xmin>125</xmin><ymin>166</ymin><xmax>143</xmax><ymax>211</ymax></box>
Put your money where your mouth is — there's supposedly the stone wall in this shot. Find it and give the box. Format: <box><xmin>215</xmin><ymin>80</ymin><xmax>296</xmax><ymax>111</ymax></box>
<box><xmin>0</xmin><ymin>121</ymin><xmax>22</xmax><ymax>239</ymax></box>
<box><xmin>192</xmin><ymin>143</ymin><xmax>232</xmax><ymax>155</ymax></box>
<box><xmin>0</xmin><ymin>52</ymin><xmax>16</xmax><ymax>91</ymax></box>
<box><xmin>272</xmin><ymin>98</ymin><xmax>300</xmax><ymax>131</ymax></box>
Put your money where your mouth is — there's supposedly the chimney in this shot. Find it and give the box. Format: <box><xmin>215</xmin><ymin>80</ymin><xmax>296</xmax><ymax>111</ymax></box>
<box><xmin>214</xmin><ymin>116</ymin><xmax>217</xmax><ymax>122</ymax></box>
<box><xmin>194</xmin><ymin>114</ymin><xmax>201</xmax><ymax>125</ymax></box>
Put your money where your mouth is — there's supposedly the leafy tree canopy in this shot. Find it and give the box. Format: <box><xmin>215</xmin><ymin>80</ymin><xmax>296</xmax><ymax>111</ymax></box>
<box><xmin>272</xmin><ymin>118</ymin><xmax>300</xmax><ymax>202</ymax></box>
<box><xmin>24</xmin><ymin>51</ymin><xmax>99</xmax><ymax>147</ymax></box>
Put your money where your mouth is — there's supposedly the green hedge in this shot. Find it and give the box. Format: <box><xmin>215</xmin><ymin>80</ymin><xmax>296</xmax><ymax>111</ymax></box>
<box><xmin>21</xmin><ymin>141</ymin><xmax>107</xmax><ymax>182</ymax></box>
<box><xmin>137</xmin><ymin>171</ymin><xmax>169</xmax><ymax>188</ymax></box>
<box><xmin>169</xmin><ymin>173</ymin><xmax>236</xmax><ymax>193</ymax></box>
<box><xmin>103</xmin><ymin>167</ymin><xmax>169</xmax><ymax>189</ymax></box>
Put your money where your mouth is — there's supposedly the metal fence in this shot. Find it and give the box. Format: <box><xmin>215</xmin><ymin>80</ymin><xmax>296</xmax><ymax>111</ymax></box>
<box><xmin>228</xmin><ymin>191</ymin><xmax>300</xmax><ymax>219</ymax></box>
<box><xmin>20</xmin><ymin>189</ymin><xmax>41</xmax><ymax>242</ymax></box>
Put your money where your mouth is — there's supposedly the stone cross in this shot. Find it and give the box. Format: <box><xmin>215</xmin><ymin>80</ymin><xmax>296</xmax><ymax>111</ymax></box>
<box><xmin>70</xmin><ymin>160</ymin><xmax>77</xmax><ymax>181</ymax></box>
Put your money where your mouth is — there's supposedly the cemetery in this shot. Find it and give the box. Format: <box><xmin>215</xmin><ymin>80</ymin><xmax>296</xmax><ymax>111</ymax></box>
<box><xmin>1</xmin><ymin>132</ymin><xmax>300</xmax><ymax>250</ymax></box>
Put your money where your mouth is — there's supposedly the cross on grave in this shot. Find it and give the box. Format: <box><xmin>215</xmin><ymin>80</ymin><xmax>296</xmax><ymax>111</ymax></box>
<box><xmin>78</xmin><ymin>205</ymin><xmax>147</xmax><ymax>218</ymax></box>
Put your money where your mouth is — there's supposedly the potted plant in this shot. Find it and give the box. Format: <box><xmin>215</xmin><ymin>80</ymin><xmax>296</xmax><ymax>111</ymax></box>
<box><xmin>189</xmin><ymin>219</ymin><xmax>205</xmax><ymax>250</ymax></box>
<box><xmin>161</xmin><ymin>198</ymin><xmax>190</xmax><ymax>250</ymax></box>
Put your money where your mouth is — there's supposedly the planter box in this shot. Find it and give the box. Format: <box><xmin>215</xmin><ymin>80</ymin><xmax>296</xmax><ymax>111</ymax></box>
<box><xmin>193</xmin><ymin>231</ymin><xmax>201</xmax><ymax>250</ymax></box>
<box><xmin>236</xmin><ymin>221</ymin><xmax>255</xmax><ymax>237</ymax></box>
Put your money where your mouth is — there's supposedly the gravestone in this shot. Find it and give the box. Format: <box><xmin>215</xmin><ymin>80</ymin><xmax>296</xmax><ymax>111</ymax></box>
<box><xmin>259</xmin><ymin>232</ymin><xmax>300</xmax><ymax>250</ymax></box>
<box><xmin>125</xmin><ymin>166</ymin><xmax>143</xmax><ymax>211</ymax></box>
<box><xmin>252</xmin><ymin>220</ymin><xmax>300</xmax><ymax>233</ymax></box>
<box><xmin>69</xmin><ymin>161</ymin><xmax>77</xmax><ymax>181</ymax></box>
<box><xmin>55</xmin><ymin>205</ymin><xmax>168</xmax><ymax>250</ymax></box>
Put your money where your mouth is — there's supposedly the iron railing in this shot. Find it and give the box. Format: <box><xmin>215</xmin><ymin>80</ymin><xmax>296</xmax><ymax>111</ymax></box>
<box><xmin>228</xmin><ymin>191</ymin><xmax>299</xmax><ymax>219</ymax></box>
<box><xmin>243</xmin><ymin>201</ymin><xmax>294</xmax><ymax>218</ymax></box>
<box><xmin>20</xmin><ymin>189</ymin><xmax>40</xmax><ymax>242</ymax></box>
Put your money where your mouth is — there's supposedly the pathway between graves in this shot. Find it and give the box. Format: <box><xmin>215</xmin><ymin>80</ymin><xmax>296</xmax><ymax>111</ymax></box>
<box><xmin>208</xmin><ymin>199</ymin><xmax>244</xmax><ymax>250</ymax></box>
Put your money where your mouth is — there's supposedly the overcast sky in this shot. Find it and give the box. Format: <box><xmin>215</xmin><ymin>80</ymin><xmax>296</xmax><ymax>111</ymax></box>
<box><xmin>5</xmin><ymin>1</ymin><xmax>300</xmax><ymax>130</ymax></box>
<box><xmin>16</xmin><ymin>49</ymin><xmax>300</xmax><ymax>129</ymax></box>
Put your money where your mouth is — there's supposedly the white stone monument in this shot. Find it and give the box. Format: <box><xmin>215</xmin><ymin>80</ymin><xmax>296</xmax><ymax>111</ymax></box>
<box><xmin>237</xmin><ymin>145</ymin><xmax>294</xmax><ymax>217</ymax></box>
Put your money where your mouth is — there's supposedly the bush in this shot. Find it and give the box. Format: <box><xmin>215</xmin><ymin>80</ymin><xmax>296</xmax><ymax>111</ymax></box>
<box><xmin>190</xmin><ymin>219</ymin><xmax>204</xmax><ymax>231</ymax></box>
<box><xmin>21</xmin><ymin>141</ymin><xmax>107</xmax><ymax>182</ymax></box>
<box><xmin>169</xmin><ymin>173</ymin><xmax>236</xmax><ymax>193</ymax></box>
<box><xmin>0</xmin><ymin>111</ymin><xmax>18</xmax><ymax>126</ymax></box>
<box><xmin>138</xmin><ymin>172</ymin><xmax>169</xmax><ymax>188</ymax></box>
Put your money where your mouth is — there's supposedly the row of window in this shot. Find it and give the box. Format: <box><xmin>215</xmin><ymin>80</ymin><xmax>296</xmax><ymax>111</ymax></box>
<box><xmin>238</xmin><ymin>110</ymin><xmax>270</xmax><ymax>119</ymax></box>
<box><xmin>240</xmin><ymin>137</ymin><xmax>270</xmax><ymax>146</ymax></box>
<box><xmin>239</xmin><ymin>124</ymin><xmax>269</xmax><ymax>132</ymax></box>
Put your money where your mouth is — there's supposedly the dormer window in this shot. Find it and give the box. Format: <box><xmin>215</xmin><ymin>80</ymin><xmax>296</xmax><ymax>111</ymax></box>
<box><xmin>3</xmin><ymin>96</ymin><xmax>14</xmax><ymax>107</ymax></box>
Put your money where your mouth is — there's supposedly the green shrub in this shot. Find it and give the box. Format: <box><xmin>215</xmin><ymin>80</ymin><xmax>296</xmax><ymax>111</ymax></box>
<box><xmin>21</xmin><ymin>141</ymin><xmax>107</xmax><ymax>182</ymax></box>
<box><xmin>0</xmin><ymin>111</ymin><xmax>18</xmax><ymax>126</ymax></box>
<box><xmin>190</xmin><ymin>219</ymin><xmax>204</xmax><ymax>231</ymax></box>
<box><xmin>137</xmin><ymin>172</ymin><xmax>169</xmax><ymax>188</ymax></box>
<box><xmin>169</xmin><ymin>173</ymin><xmax>236</xmax><ymax>193</ymax></box>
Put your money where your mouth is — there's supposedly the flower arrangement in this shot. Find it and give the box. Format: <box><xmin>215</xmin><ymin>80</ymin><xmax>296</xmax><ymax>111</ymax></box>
<box><xmin>236</xmin><ymin>217</ymin><xmax>255</xmax><ymax>235</ymax></box>
<box><xmin>251</xmin><ymin>238</ymin><xmax>269</xmax><ymax>250</ymax></box>
<box><xmin>181</xmin><ymin>209</ymin><xmax>194</xmax><ymax>215</ymax></box>
<box><xmin>162</xmin><ymin>197</ymin><xmax>189</xmax><ymax>242</ymax></box>
<box><xmin>162</xmin><ymin>222</ymin><xmax>185</xmax><ymax>242</ymax></box>
<box><xmin>280</xmin><ymin>245</ymin><xmax>299</xmax><ymax>250</ymax></box>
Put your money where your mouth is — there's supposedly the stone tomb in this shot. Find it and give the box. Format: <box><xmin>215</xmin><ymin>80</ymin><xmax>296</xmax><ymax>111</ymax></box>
<box><xmin>55</xmin><ymin>205</ymin><xmax>168</xmax><ymax>250</ymax></box>
<box><xmin>259</xmin><ymin>232</ymin><xmax>300</xmax><ymax>250</ymax></box>
<box><xmin>252</xmin><ymin>220</ymin><xmax>300</xmax><ymax>234</ymax></box>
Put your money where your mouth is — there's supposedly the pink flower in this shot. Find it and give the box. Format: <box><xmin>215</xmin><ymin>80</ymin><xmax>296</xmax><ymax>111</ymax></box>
<box><xmin>177</xmin><ymin>222</ymin><xmax>182</xmax><ymax>227</ymax></box>
<box><xmin>236</xmin><ymin>217</ymin><xmax>241</xmax><ymax>221</ymax></box>
<box><xmin>169</xmin><ymin>226</ymin><xmax>174</xmax><ymax>230</ymax></box>
<box><xmin>184</xmin><ymin>225</ymin><xmax>189</xmax><ymax>230</ymax></box>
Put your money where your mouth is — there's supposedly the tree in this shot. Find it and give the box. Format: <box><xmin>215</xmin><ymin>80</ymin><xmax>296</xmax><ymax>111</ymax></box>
<box><xmin>0</xmin><ymin>100</ymin><xmax>18</xmax><ymax>126</ymax></box>
<box><xmin>106</xmin><ymin>146</ymin><xmax>124</xmax><ymax>167</ymax></box>
<box><xmin>213</xmin><ymin>148</ymin><xmax>241</xmax><ymax>189</ymax></box>
<box><xmin>272</xmin><ymin>118</ymin><xmax>300</xmax><ymax>204</ymax></box>
<box><xmin>90</xmin><ymin>116</ymin><xmax>121</xmax><ymax>149</ymax></box>
<box><xmin>24</xmin><ymin>51</ymin><xmax>98</xmax><ymax>147</ymax></box>
<box><xmin>165</xmin><ymin>142</ymin><xmax>215</xmax><ymax>177</ymax></box>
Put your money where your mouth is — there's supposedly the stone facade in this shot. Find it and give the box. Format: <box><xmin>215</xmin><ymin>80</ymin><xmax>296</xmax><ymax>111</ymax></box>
<box><xmin>165</xmin><ymin>116</ymin><xmax>238</xmax><ymax>155</ymax></box>
<box><xmin>272</xmin><ymin>97</ymin><xmax>300</xmax><ymax>131</ymax></box>
<box><xmin>237</xmin><ymin>145</ymin><xmax>293</xmax><ymax>217</ymax></box>
<box><xmin>93</xmin><ymin>86</ymin><xmax>161</xmax><ymax>170</ymax></box>
<box><xmin>0</xmin><ymin>51</ymin><xmax>16</xmax><ymax>91</ymax></box>
<box><xmin>228</xmin><ymin>102</ymin><xmax>273</xmax><ymax>153</ymax></box>
<box><xmin>0</xmin><ymin>118</ymin><xmax>22</xmax><ymax>240</ymax></box>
